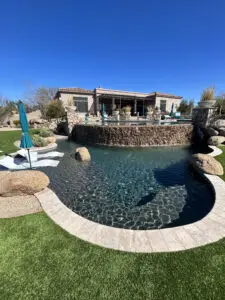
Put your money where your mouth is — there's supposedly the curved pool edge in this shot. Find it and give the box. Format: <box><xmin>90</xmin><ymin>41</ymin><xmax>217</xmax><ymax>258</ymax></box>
<box><xmin>35</xmin><ymin>146</ymin><xmax>225</xmax><ymax>253</ymax></box>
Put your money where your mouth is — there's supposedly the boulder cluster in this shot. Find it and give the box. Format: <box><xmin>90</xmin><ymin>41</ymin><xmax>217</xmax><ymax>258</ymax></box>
<box><xmin>206</xmin><ymin>124</ymin><xmax>225</xmax><ymax>146</ymax></box>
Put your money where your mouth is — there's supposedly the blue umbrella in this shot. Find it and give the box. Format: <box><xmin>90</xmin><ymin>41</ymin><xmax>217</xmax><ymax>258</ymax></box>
<box><xmin>18</xmin><ymin>100</ymin><xmax>33</xmax><ymax>169</ymax></box>
<box><xmin>170</xmin><ymin>103</ymin><xmax>174</xmax><ymax>117</ymax></box>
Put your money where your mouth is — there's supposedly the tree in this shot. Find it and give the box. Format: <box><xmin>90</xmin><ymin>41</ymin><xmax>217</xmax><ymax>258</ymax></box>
<box><xmin>45</xmin><ymin>100</ymin><xmax>65</xmax><ymax>121</ymax></box>
<box><xmin>24</xmin><ymin>84</ymin><xmax>58</xmax><ymax>118</ymax></box>
<box><xmin>177</xmin><ymin>99</ymin><xmax>194</xmax><ymax>115</ymax></box>
<box><xmin>0</xmin><ymin>95</ymin><xmax>17</xmax><ymax>124</ymax></box>
<box><xmin>215</xmin><ymin>93</ymin><xmax>225</xmax><ymax>115</ymax></box>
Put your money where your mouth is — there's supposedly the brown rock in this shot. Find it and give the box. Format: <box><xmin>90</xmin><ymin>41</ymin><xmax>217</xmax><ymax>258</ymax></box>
<box><xmin>75</xmin><ymin>147</ymin><xmax>91</xmax><ymax>162</ymax></box>
<box><xmin>190</xmin><ymin>153</ymin><xmax>224</xmax><ymax>176</ymax></box>
<box><xmin>0</xmin><ymin>170</ymin><xmax>49</xmax><ymax>197</ymax></box>
<box><xmin>44</xmin><ymin>136</ymin><xmax>56</xmax><ymax>144</ymax></box>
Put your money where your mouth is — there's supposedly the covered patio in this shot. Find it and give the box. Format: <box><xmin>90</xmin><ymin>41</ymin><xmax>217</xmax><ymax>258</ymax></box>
<box><xmin>97</xmin><ymin>94</ymin><xmax>155</xmax><ymax>116</ymax></box>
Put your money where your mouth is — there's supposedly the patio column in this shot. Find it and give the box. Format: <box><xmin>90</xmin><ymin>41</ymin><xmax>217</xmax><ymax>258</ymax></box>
<box><xmin>134</xmin><ymin>98</ymin><xmax>137</xmax><ymax>115</ymax></box>
<box><xmin>112</xmin><ymin>97</ymin><xmax>115</xmax><ymax>110</ymax></box>
<box><xmin>95</xmin><ymin>95</ymin><xmax>100</xmax><ymax>116</ymax></box>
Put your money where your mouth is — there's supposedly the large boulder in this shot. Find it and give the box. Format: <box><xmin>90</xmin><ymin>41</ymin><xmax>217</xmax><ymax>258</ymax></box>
<box><xmin>208</xmin><ymin>136</ymin><xmax>225</xmax><ymax>146</ymax></box>
<box><xmin>44</xmin><ymin>136</ymin><xmax>56</xmax><ymax>144</ymax></box>
<box><xmin>219</xmin><ymin>128</ymin><xmax>225</xmax><ymax>137</ymax></box>
<box><xmin>0</xmin><ymin>170</ymin><xmax>49</xmax><ymax>197</ymax></box>
<box><xmin>75</xmin><ymin>147</ymin><xmax>91</xmax><ymax>162</ymax></box>
<box><xmin>206</xmin><ymin>127</ymin><xmax>219</xmax><ymax>137</ymax></box>
<box><xmin>190</xmin><ymin>153</ymin><xmax>224</xmax><ymax>176</ymax></box>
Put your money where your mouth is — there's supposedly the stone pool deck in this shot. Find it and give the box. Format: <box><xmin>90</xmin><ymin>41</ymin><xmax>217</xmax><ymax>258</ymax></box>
<box><xmin>0</xmin><ymin>195</ymin><xmax>42</xmax><ymax>218</ymax></box>
<box><xmin>36</xmin><ymin>146</ymin><xmax>225</xmax><ymax>253</ymax></box>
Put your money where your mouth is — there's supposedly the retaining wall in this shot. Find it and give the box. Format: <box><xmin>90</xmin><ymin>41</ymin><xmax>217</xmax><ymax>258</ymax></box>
<box><xmin>71</xmin><ymin>124</ymin><xmax>193</xmax><ymax>147</ymax></box>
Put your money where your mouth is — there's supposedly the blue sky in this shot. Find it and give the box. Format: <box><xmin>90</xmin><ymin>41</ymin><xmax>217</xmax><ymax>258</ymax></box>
<box><xmin>0</xmin><ymin>0</ymin><xmax>224</xmax><ymax>102</ymax></box>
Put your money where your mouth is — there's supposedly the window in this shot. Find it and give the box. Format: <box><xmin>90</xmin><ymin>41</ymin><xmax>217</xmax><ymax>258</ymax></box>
<box><xmin>160</xmin><ymin>100</ymin><xmax>167</xmax><ymax>112</ymax></box>
<box><xmin>73</xmin><ymin>97</ymin><xmax>88</xmax><ymax>113</ymax></box>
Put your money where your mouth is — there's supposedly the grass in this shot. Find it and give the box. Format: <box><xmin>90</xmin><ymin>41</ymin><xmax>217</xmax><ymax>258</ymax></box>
<box><xmin>0</xmin><ymin>130</ymin><xmax>38</xmax><ymax>155</ymax></box>
<box><xmin>1</xmin><ymin>132</ymin><xmax>225</xmax><ymax>299</ymax></box>
<box><xmin>216</xmin><ymin>145</ymin><xmax>225</xmax><ymax>181</ymax></box>
<box><xmin>1</xmin><ymin>212</ymin><xmax>225</xmax><ymax>300</ymax></box>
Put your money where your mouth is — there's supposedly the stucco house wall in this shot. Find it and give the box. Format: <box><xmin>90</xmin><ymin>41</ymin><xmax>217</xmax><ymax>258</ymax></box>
<box><xmin>59</xmin><ymin>92</ymin><xmax>95</xmax><ymax>113</ymax></box>
<box><xmin>155</xmin><ymin>96</ymin><xmax>181</xmax><ymax>112</ymax></box>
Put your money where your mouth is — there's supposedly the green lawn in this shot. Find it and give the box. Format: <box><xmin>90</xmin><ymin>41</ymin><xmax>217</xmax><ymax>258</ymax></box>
<box><xmin>0</xmin><ymin>130</ymin><xmax>37</xmax><ymax>155</ymax></box>
<box><xmin>1</xmin><ymin>131</ymin><xmax>225</xmax><ymax>299</ymax></box>
<box><xmin>1</xmin><ymin>212</ymin><xmax>225</xmax><ymax>300</ymax></box>
<box><xmin>216</xmin><ymin>145</ymin><xmax>225</xmax><ymax>181</ymax></box>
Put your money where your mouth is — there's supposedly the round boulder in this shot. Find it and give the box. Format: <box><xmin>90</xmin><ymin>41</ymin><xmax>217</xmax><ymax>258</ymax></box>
<box><xmin>206</xmin><ymin>127</ymin><xmax>219</xmax><ymax>137</ymax></box>
<box><xmin>75</xmin><ymin>147</ymin><xmax>91</xmax><ymax>162</ymax></box>
<box><xmin>44</xmin><ymin>136</ymin><xmax>56</xmax><ymax>144</ymax></box>
<box><xmin>190</xmin><ymin>153</ymin><xmax>224</xmax><ymax>176</ymax></box>
<box><xmin>0</xmin><ymin>170</ymin><xmax>49</xmax><ymax>197</ymax></box>
<box><xmin>208</xmin><ymin>136</ymin><xmax>225</xmax><ymax>146</ymax></box>
<box><xmin>219</xmin><ymin>129</ymin><xmax>225</xmax><ymax>137</ymax></box>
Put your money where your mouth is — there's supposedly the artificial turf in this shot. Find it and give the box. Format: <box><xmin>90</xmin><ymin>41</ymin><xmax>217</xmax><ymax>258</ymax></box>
<box><xmin>0</xmin><ymin>130</ymin><xmax>38</xmax><ymax>155</ymax></box>
<box><xmin>216</xmin><ymin>145</ymin><xmax>225</xmax><ymax>181</ymax></box>
<box><xmin>1</xmin><ymin>212</ymin><xmax>225</xmax><ymax>300</ymax></box>
<box><xmin>1</xmin><ymin>131</ymin><xmax>225</xmax><ymax>299</ymax></box>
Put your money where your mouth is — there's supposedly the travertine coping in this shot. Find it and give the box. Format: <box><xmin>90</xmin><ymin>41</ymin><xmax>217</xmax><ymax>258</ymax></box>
<box><xmin>14</xmin><ymin>140</ymin><xmax>57</xmax><ymax>153</ymax></box>
<box><xmin>36</xmin><ymin>146</ymin><xmax>225</xmax><ymax>253</ymax></box>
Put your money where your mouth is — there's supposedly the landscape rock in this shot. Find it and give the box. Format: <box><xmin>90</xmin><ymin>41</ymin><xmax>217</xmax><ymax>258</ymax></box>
<box><xmin>208</xmin><ymin>136</ymin><xmax>225</xmax><ymax>146</ymax></box>
<box><xmin>219</xmin><ymin>129</ymin><xmax>225</xmax><ymax>137</ymax></box>
<box><xmin>0</xmin><ymin>170</ymin><xmax>49</xmax><ymax>197</ymax></box>
<box><xmin>206</xmin><ymin>127</ymin><xmax>219</xmax><ymax>137</ymax></box>
<box><xmin>190</xmin><ymin>153</ymin><xmax>224</xmax><ymax>176</ymax></box>
<box><xmin>44</xmin><ymin>136</ymin><xmax>56</xmax><ymax>144</ymax></box>
<box><xmin>75</xmin><ymin>147</ymin><xmax>91</xmax><ymax>162</ymax></box>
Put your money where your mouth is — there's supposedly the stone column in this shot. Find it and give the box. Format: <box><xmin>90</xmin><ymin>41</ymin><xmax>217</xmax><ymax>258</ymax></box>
<box><xmin>95</xmin><ymin>95</ymin><xmax>100</xmax><ymax>116</ymax></box>
<box><xmin>134</xmin><ymin>98</ymin><xmax>137</xmax><ymax>115</ymax></box>
<box><xmin>112</xmin><ymin>97</ymin><xmax>115</xmax><ymax>111</ymax></box>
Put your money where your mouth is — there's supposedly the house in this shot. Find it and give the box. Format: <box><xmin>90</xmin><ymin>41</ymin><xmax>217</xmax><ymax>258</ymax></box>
<box><xmin>54</xmin><ymin>87</ymin><xmax>182</xmax><ymax>116</ymax></box>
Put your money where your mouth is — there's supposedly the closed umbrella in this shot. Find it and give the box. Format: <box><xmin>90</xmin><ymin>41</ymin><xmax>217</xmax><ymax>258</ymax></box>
<box><xmin>170</xmin><ymin>103</ymin><xmax>174</xmax><ymax>118</ymax></box>
<box><xmin>18</xmin><ymin>100</ymin><xmax>33</xmax><ymax>169</ymax></box>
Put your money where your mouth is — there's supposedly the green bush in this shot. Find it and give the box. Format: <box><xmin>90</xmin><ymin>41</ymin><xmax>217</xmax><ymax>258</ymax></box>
<box><xmin>46</xmin><ymin>100</ymin><xmax>65</xmax><ymax>120</ymax></box>
<box><xmin>13</xmin><ymin>120</ymin><xmax>21</xmax><ymax>127</ymax></box>
<box><xmin>32</xmin><ymin>135</ymin><xmax>48</xmax><ymax>147</ymax></box>
<box><xmin>38</xmin><ymin>128</ymin><xmax>53</xmax><ymax>137</ymax></box>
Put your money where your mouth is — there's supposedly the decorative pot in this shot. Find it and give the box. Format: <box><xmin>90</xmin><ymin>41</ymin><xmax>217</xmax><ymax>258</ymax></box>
<box><xmin>198</xmin><ymin>100</ymin><xmax>216</xmax><ymax>108</ymax></box>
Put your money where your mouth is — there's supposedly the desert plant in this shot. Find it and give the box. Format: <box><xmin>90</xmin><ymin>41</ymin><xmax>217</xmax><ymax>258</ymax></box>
<box><xmin>146</xmin><ymin>105</ymin><xmax>154</xmax><ymax>112</ymax></box>
<box><xmin>38</xmin><ymin>128</ymin><xmax>53</xmax><ymax>137</ymax></box>
<box><xmin>215</xmin><ymin>93</ymin><xmax>225</xmax><ymax>115</ymax></box>
<box><xmin>201</xmin><ymin>87</ymin><xmax>215</xmax><ymax>101</ymax></box>
<box><xmin>32</xmin><ymin>135</ymin><xmax>48</xmax><ymax>147</ymax></box>
<box><xmin>122</xmin><ymin>105</ymin><xmax>131</xmax><ymax>113</ymax></box>
<box><xmin>45</xmin><ymin>100</ymin><xmax>65</xmax><ymax>121</ymax></box>
<box><xmin>13</xmin><ymin>120</ymin><xmax>21</xmax><ymax>127</ymax></box>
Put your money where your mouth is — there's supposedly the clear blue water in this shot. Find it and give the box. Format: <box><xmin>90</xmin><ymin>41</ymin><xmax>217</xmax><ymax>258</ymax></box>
<box><xmin>42</xmin><ymin>140</ymin><xmax>214</xmax><ymax>230</ymax></box>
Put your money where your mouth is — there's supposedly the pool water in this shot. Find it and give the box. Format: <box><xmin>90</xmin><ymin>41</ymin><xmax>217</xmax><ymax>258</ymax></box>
<box><xmin>41</xmin><ymin>140</ymin><xmax>214</xmax><ymax>230</ymax></box>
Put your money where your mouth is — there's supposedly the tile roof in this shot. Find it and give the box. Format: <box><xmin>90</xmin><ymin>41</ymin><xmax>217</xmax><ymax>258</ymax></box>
<box><xmin>58</xmin><ymin>87</ymin><xmax>94</xmax><ymax>94</ymax></box>
<box><xmin>148</xmin><ymin>92</ymin><xmax>182</xmax><ymax>99</ymax></box>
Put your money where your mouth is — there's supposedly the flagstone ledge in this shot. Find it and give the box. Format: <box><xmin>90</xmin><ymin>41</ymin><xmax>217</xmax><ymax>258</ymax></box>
<box><xmin>14</xmin><ymin>140</ymin><xmax>57</xmax><ymax>153</ymax></box>
<box><xmin>35</xmin><ymin>146</ymin><xmax>225</xmax><ymax>253</ymax></box>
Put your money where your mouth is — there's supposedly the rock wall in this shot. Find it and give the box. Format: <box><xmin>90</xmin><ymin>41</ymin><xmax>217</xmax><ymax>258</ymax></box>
<box><xmin>71</xmin><ymin>124</ymin><xmax>193</xmax><ymax>147</ymax></box>
<box><xmin>192</xmin><ymin>107</ymin><xmax>216</xmax><ymax>128</ymax></box>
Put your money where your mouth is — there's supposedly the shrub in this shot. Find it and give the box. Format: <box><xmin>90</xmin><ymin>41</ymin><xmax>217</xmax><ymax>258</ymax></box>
<box><xmin>201</xmin><ymin>87</ymin><xmax>215</xmax><ymax>101</ymax></box>
<box><xmin>13</xmin><ymin>120</ymin><xmax>21</xmax><ymax>127</ymax></box>
<box><xmin>38</xmin><ymin>128</ymin><xmax>53</xmax><ymax>137</ymax></box>
<box><xmin>122</xmin><ymin>105</ymin><xmax>131</xmax><ymax>113</ymax></box>
<box><xmin>146</xmin><ymin>105</ymin><xmax>154</xmax><ymax>112</ymax></box>
<box><xmin>32</xmin><ymin>135</ymin><xmax>48</xmax><ymax>147</ymax></box>
<box><xmin>45</xmin><ymin>100</ymin><xmax>65</xmax><ymax>120</ymax></box>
